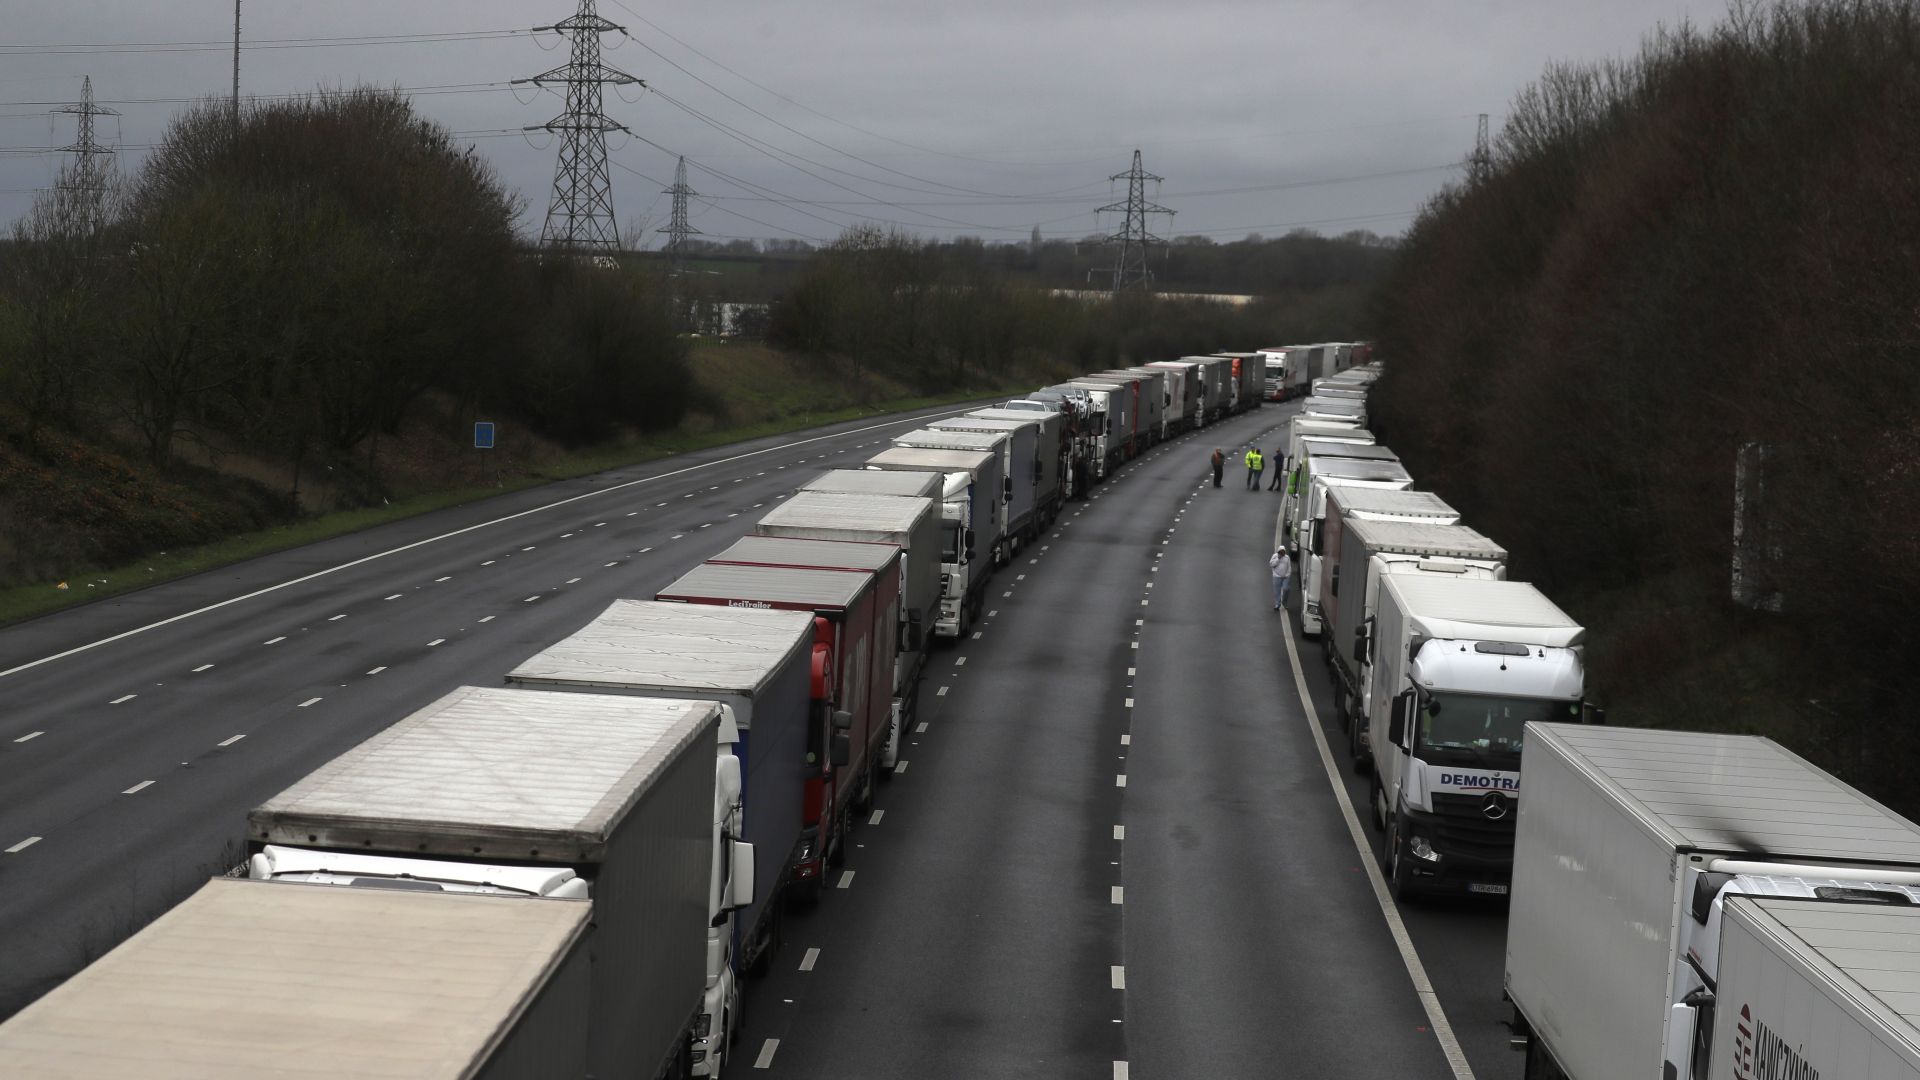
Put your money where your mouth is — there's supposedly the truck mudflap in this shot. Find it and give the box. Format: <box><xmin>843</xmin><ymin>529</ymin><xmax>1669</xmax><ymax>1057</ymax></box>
<box><xmin>1389</xmin><ymin>800</ymin><xmax>1517</xmax><ymax>896</ymax></box>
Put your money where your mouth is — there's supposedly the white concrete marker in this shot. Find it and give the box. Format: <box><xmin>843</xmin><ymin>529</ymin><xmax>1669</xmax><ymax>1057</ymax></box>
<box><xmin>14</xmin><ymin>731</ymin><xmax>43</xmax><ymax>743</ymax></box>
<box><xmin>122</xmin><ymin>780</ymin><xmax>154</xmax><ymax>795</ymax></box>
<box><xmin>799</xmin><ymin>948</ymin><xmax>820</xmax><ymax>972</ymax></box>
<box><xmin>1280</xmin><ymin>611</ymin><xmax>1476</xmax><ymax>1079</ymax></box>
<box><xmin>366</xmin><ymin>666</ymin><xmax>386</xmax><ymax>675</ymax></box>
<box><xmin>836</xmin><ymin>871</ymin><xmax>855</xmax><ymax>889</ymax></box>
<box><xmin>192</xmin><ymin>663</ymin><xmax>214</xmax><ymax>672</ymax></box>
<box><xmin>1111</xmin><ymin>965</ymin><xmax>1126</xmax><ymax>989</ymax></box>
<box><xmin>6</xmin><ymin>837</ymin><xmax>42</xmax><ymax>854</ymax></box>
<box><xmin>217</xmin><ymin>734</ymin><xmax>246</xmax><ymax>747</ymax></box>
<box><xmin>109</xmin><ymin>694</ymin><xmax>135</xmax><ymax>704</ymax></box>
<box><xmin>298</xmin><ymin>697</ymin><xmax>322</xmax><ymax>708</ymax></box>
<box><xmin>753</xmin><ymin>1039</ymin><xmax>779</xmax><ymax>1069</ymax></box>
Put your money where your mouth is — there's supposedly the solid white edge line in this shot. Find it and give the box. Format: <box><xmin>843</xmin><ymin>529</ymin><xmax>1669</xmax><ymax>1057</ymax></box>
<box><xmin>1280</xmin><ymin>619</ymin><xmax>1475</xmax><ymax>1079</ymax></box>
<box><xmin>0</xmin><ymin>405</ymin><xmax>980</xmax><ymax>681</ymax></box>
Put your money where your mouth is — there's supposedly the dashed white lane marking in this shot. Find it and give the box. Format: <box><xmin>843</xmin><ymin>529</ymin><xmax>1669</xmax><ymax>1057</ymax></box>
<box><xmin>109</xmin><ymin>694</ymin><xmax>136</xmax><ymax>705</ymax></box>
<box><xmin>971</xmin><ymin>631</ymin><xmax>983</xmax><ymax>640</ymax></box>
<box><xmin>1130</xmin><ymin>641</ymin><xmax>1139</xmax><ymax>650</ymax></box>
<box><xmin>1113</xmin><ymin>825</ymin><xmax>1125</xmax><ymax>840</ymax></box>
<box><xmin>481</xmin><ymin>560</ymin><xmax>496</xmax><ymax>566</ymax></box>
<box><xmin>894</xmin><ymin>761</ymin><xmax>910</xmax><ymax>775</ymax></box>
<box><xmin>1112</xmin><ymin>886</ymin><xmax>1124</xmax><ymax>904</ymax></box>
<box><xmin>754</xmin><ymin>1039</ymin><xmax>779</xmax><ymax>1069</ymax></box>
<box><xmin>523</xmin><ymin>596</ymin><xmax>540</xmax><ymax>603</ymax></box>
<box><xmin>699</xmin><ymin>523</ymin><xmax>712</xmax><ymax>529</ymax></box>
<box><xmin>479</xmin><ymin>616</ymin><xmax>495</xmax><ymax>623</ymax></box>
<box><xmin>988</xmin><ymin>609</ymin><xmax>998</xmax><ymax>617</ymax></box>
<box><xmin>671</xmin><ymin>534</ymin><xmax>685</xmax><ymax>541</ymax></box>
<box><xmin>217</xmin><ymin>733</ymin><xmax>246</xmax><ymax>747</ymax></box>
<box><xmin>263</xmin><ymin>636</ymin><xmax>285</xmax><ymax>645</ymax></box>
<box><xmin>1115</xmin><ymin>1062</ymin><xmax>1130</xmax><ymax>1080</ymax></box>
<box><xmin>122</xmin><ymin>780</ymin><xmax>155</xmax><ymax>795</ymax></box>
<box><xmin>328</xmin><ymin>614</ymin><xmax>347</xmax><ymax>622</ymax></box>
<box><xmin>1280</xmin><ymin>616</ymin><xmax>1475</xmax><ymax>1078</ymax></box>
<box><xmin>936</xmin><ymin>686</ymin><xmax>948</xmax><ymax>697</ymax></box>
<box><xmin>1029</xmin><ymin>558</ymin><xmax>1038</xmax><ymax>565</ymax></box>
<box><xmin>435</xmin><ymin>575</ymin><xmax>451</xmax><ymax>583</ymax></box>
<box><xmin>366</xmin><ymin>666</ymin><xmax>387</xmax><ymax>676</ymax></box>
<box><xmin>1120</xmin><ymin>734</ymin><xmax>1130</xmax><ymax>746</ymax></box>
<box><xmin>799</xmin><ymin>947</ymin><xmax>821</xmax><ymax>971</ymax></box>
<box><xmin>1145</xmin><ymin>582</ymin><xmax>1154</xmax><ymax>589</ymax></box>
<box><xmin>1127</xmin><ymin>667</ymin><xmax>1136</xmax><ymax>676</ymax></box>
<box><xmin>1017</xmin><ymin>574</ymin><xmax>1026</xmax><ymax>581</ymax></box>
<box><xmin>562</xmin><ymin>533</ymin><xmax>574</xmax><ymax>538</ymax></box>
<box><xmin>427</xmin><ymin>639</ymin><xmax>445</xmax><ymax>648</ymax></box>
<box><xmin>566</xmin><ymin>577</ymin><xmax>581</xmax><ymax>584</ymax></box>
<box><xmin>915</xmin><ymin>721</ymin><xmax>928</xmax><ymax>733</ymax></box>
<box><xmin>628</xmin><ymin>511</ymin><xmax>638</xmax><ymax>517</ymax></box>
<box><xmin>753</xmin><ymin>503</ymin><xmax>764</xmax><ymax>509</ymax></box>
<box><xmin>522</xmin><ymin>546</ymin><xmax>536</xmax><ymax>551</ymax></box>
<box><xmin>1140</xmin><ymin>599</ymin><xmax>1149</xmax><ymax>606</ymax></box>
<box><xmin>595</xmin><ymin>522</ymin><xmax>607</xmax><ymax>527</ymax></box>
<box><xmin>606</xmin><ymin>562</ymin><xmax>619</xmax><ymax>568</ymax></box>
<box><xmin>728</xmin><ymin>513</ymin><xmax>739</xmax><ymax>518</ymax></box>
<box><xmin>1003</xmin><ymin>590</ymin><xmax>1013</xmax><ymax>597</ymax></box>
<box><xmin>1124</xmin><ymin>698</ymin><xmax>1134</xmax><ymax>708</ymax></box>
<box><xmin>192</xmin><ymin>663</ymin><xmax>214</xmax><ymax>672</ymax></box>
<box><xmin>836</xmin><ymin>871</ymin><xmax>856</xmax><ymax>889</ymax></box>
<box><xmin>640</xmin><ymin>547</ymin><xmax>653</xmax><ymax>553</ymax></box>
<box><xmin>955</xmin><ymin>656</ymin><xmax>967</xmax><ymax>666</ymax></box>
<box><xmin>1111</xmin><ymin>965</ymin><xmax>1126</xmax><ymax>990</ymax></box>
<box><xmin>1</xmin><ymin>411</ymin><xmax>978</xmax><ymax>686</ymax></box>
<box><xmin>384</xmin><ymin>594</ymin><xmax>402</xmax><ymax>601</ymax></box>
<box><xmin>15</xmin><ymin>731</ymin><xmax>43</xmax><ymax>743</ymax></box>
<box><xmin>868</xmin><ymin>809</ymin><xmax>885</xmax><ymax>825</ymax></box>
<box><xmin>1115</xmin><ymin>774</ymin><xmax>1127</xmax><ymax>788</ymax></box>
<box><xmin>6</xmin><ymin>836</ymin><xmax>42</xmax><ymax>853</ymax></box>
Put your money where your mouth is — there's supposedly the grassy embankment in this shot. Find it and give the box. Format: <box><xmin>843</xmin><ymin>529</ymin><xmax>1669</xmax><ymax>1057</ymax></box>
<box><xmin>0</xmin><ymin>340</ymin><xmax>1028</xmax><ymax>628</ymax></box>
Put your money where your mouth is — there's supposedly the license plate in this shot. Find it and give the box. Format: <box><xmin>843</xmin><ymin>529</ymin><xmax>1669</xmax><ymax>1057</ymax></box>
<box><xmin>1468</xmin><ymin>883</ymin><xmax>1509</xmax><ymax>896</ymax></box>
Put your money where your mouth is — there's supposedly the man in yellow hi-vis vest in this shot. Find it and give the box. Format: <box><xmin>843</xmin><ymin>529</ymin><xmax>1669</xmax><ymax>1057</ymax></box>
<box><xmin>1244</xmin><ymin>447</ymin><xmax>1264</xmax><ymax>490</ymax></box>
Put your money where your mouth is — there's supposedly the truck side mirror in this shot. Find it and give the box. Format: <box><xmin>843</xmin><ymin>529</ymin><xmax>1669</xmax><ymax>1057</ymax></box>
<box><xmin>729</xmin><ymin>841</ymin><xmax>756</xmax><ymax>909</ymax></box>
<box><xmin>831</xmin><ymin>709</ymin><xmax>853</xmax><ymax>731</ymax></box>
<box><xmin>830</xmin><ymin>732</ymin><xmax>851</xmax><ymax>767</ymax></box>
<box><xmin>1389</xmin><ymin>692</ymin><xmax>1410</xmax><ymax>748</ymax></box>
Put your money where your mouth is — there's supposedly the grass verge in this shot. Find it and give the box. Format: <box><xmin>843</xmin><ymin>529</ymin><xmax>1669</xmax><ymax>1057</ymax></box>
<box><xmin>0</xmin><ymin>383</ymin><xmax>1024</xmax><ymax>630</ymax></box>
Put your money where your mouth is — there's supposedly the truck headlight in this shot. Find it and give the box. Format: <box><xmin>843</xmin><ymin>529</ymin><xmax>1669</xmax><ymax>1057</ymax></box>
<box><xmin>694</xmin><ymin>1013</ymin><xmax>712</xmax><ymax>1039</ymax></box>
<box><xmin>1410</xmin><ymin>835</ymin><xmax>1439</xmax><ymax>862</ymax></box>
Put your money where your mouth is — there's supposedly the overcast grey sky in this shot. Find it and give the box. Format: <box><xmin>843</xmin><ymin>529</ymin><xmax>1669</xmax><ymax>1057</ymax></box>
<box><xmin>0</xmin><ymin>0</ymin><xmax>1721</xmax><ymax>246</ymax></box>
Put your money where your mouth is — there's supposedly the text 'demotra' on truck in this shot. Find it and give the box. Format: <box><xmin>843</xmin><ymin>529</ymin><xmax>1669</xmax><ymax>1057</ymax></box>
<box><xmin>244</xmin><ymin>686</ymin><xmax>734</xmax><ymax>1080</ymax></box>
<box><xmin>1507</xmin><ymin>724</ymin><xmax>1920</xmax><ymax>1080</ymax></box>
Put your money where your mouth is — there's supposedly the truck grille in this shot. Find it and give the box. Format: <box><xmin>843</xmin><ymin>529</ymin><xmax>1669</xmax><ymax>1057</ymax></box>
<box><xmin>1428</xmin><ymin>793</ymin><xmax>1518</xmax><ymax>862</ymax></box>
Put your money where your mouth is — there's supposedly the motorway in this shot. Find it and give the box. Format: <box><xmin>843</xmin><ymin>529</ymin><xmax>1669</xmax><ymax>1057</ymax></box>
<box><xmin>0</xmin><ymin>396</ymin><xmax>1519</xmax><ymax>1078</ymax></box>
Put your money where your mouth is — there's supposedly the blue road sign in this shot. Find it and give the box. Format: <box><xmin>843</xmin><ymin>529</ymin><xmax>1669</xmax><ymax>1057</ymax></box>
<box><xmin>474</xmin><ymin>421</ymin><xmax>496</xmax><ymax>449</ymax></box>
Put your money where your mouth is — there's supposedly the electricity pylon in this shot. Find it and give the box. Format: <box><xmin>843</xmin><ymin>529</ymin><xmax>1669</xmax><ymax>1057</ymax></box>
<box><xmin>1096</xmin><ymin>149</ymin><xmax>1175</xmax><ymax>294</ymax></box>
<box><xmin>520</xmin><ymin>0</ymin><xmax>642</xmax><ymax>252</ymax></box>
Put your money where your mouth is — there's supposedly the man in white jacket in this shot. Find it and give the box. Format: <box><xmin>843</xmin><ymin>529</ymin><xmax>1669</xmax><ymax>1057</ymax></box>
<box><xmin>1269</xmin><ymin>548</ymin><xmax>1292</xmax><ymax>612</ymax></box>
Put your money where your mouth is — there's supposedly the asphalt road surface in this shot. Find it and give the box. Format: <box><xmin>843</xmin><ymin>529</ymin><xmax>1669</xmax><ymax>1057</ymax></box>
<box><xmin>734</xmin><ymin>401</ymin><xmax>1519</xmax><ymax>1080</ymax></box>
<box><xmin>0</xmin><ymin>397</ymin><xmax>1522</xmax><ymax>1080</ymax></box>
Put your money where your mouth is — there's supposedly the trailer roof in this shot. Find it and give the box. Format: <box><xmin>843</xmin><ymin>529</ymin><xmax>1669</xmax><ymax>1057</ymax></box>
<box><xmin>660</xmin><ymin>561</ymin><xmax>869</xmax><ymax>610</ymax></box>
<box><xmin>935</xmin><ymin>417</ymin><xmax>1031</xmax><ymax>434</ymax></box>
<box><xmin>1290</xmin><ymin>419</ymin><xmax>1372</xmax><ymax>440</ymax></box>
<box><xmin>0</xmin><ymin>878</ymin><xmax>590</xmax><ymax>1079</ymax></box>
<box><xmin>250</xmin><ymin>686</ymin><xmax>716</xmax><ymax>860</ymax></box>
<box><xmin>1532</xmin><ymin>724</ymin><xmax>1920</xmax><ymax>863</ymax></box>
<box><xmin>1384</xmin><ymin>575</ymin><xmax>1580</xmax><ymax>644</ymax></box>
<box><xmin>509</xmin><ymin>599</ymin><xmax>812</xmax><ymax>695</ymax></box>
<box><xmin>801</xmin><ymin>469</ymin><xmax>942</xmax><ymax>499</ymax></box>
<box><xmin>865</xmin><ymin>446</ymin><xmax>994</xmax><ymax>473</ymax></box>
<box><xmin>1348</xmin><ymin>519</ymin><xmax>1507</xmax><ymax>560</ymax></box>
<box><xmin>968</xmin><ymin>408</ymin><xmax>1057</xmax><ymax>425</ymax></box>
<box><xmin>1329</xmin><ymin>487</ymin><xmax>1458</xmax><ymax>520</ymax></box>
<box><xmin>1300</xmin><ymin>439</ymin><xmax>1399</xmax><ymax>462</ymax></box>
<box><xmin>756</xmin><ymin>491</ymin><xmax>930</xmax><ymax>535</ymax></box>
<box><xmin>713</xmin><ymin>535</ymin><xmax>897</xmax><ymax>573</ymax></box>
<box><xmin>1307</xmin><ymin>458</ymin><xmax>1411</xmax><ymax>482</ymax></box>
<box><xmin>1740</xmin><ymin>897</ymin><xmax>1920</xmax><ymax>1048</ymax></box>
<box><xmin>890</xmin><ymin>430</ymin><xmax>1008</xmax><ymax>453</ymax></box>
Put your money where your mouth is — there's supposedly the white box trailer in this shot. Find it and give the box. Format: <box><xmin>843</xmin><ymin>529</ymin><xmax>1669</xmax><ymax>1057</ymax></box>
<box><xmin>248</xmin><ymin>687</ymin><xmax>720</xmax><ymax>1080</ymax></box>
<box><xmin>1707</xmin><ymin>897</ymin><xmax>1920</xmax><ymax>1080</ymax></box>
<box><xmin>801</xmin><ymin>467</ymin><xmax>943</xmax><ymax>502</ymax></box>
<box><xmin>1118</xmin><ymin>367</ymin><xmax>1176</xmax><ymax>441</ymax></box>
<box><xmin>754</xmin><ymin>489</ymin><xmax>937</xmax><ymax>655</ymax></box>
<box><xmin>1209</xmin><ymin>352</ymin><xmax>1265</xmax><ymax>413</ymax></box>
<box><xmin>891</xmin><ymin>429</ymin><xmax>1020</xmax><ymax>552</ymax></box>
<box><xmin>1291</xmin><ymin>459</ymin><xmax>1412</xmax><ymax>603</ymax></box>
<box><xmin>507</xmin><ymin>599</ymin><xmax>813</xmax><ymax>990</ymax></box>
<box><xmin>864</xmin><ymin>445</ymin><xmax>1001</xmax><ymax>635</ymax></box>
<box><xmin>931</xmin><ymin>416</ymin><xmax>1049</xmax><ymax>539</ymax></box>
<box><xmin>966</xmin><ymin>408</ymin><xmax>1068</xmax><ymax>517</ymax></box>
<box><xmin>1146</xmin><ymin>360</ymin><xmax>1204</xmax><ymax>431</ymax></box>
<box><xmin>1181</xmin><ymin>355</ymin><xmax>1234</xmax><ymax>420</ymax></box>
<box><xmin>0</xmin><ymin>877</ymin><xmax>593</xmax><ymax>1080</ymax></box>
<box><xmin>1507</xmin><ymin>724</ymin><xmax>1920</xmax><ymax>1080</ymax></box>
<box><xmin>1065</xmin><ymin>380</ymin><xmax>1133</xmax><ymax>470</ymax></box>
<box><xmin>1085</xmin><ymin>371</ymin><xmax>1163</xmax><ymax>451</ymax></box>
<box><xmin>1302</xmin><ymin>395</ymin><xmax>1368</xmax><ymax>426</ymax></box>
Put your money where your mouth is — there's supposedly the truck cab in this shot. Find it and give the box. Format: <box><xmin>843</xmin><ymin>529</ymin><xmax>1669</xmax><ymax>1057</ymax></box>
<box><xmin>1365</xmin><ymin>576</ymin><xmax>1586</xmax><ymax>899</ymax></box>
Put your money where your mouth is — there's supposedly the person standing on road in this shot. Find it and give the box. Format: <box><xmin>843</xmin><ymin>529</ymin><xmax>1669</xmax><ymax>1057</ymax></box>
<box><xmin>1210</xmin><ymin>448</ymin><xmax>1225</xmax><ymax>487</ymax></box>
<box><xmin>1270</xmin><ymin>547</ymin><xmax>1293</xmax><ymax>611</ymax></box>
<box><xmin>1245</xmin><ymin>446</ymin><xmax>1265</xmax><ymax>490</ymax></box>
<box><xmin>1268</xmin><ymin>452</ymin><xmax>1286</xmax><ymax>490</ymax></box>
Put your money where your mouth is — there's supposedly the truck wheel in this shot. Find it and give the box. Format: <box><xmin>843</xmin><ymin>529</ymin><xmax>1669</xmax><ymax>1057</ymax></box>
<box><xmin>789</xmin><ymin>878</ymin><xmax>821</xmax><ymax>909</ymax></box>
<box><xmin>1385</xmin><ymin>813</ymin><xmax>1417</xmax><ymax>903</ymax></box>
<box><xmin>1332</xmin><ymin>681</ymin><xmax>1349</xmax><ymax>734</ymax></box>
<box><xmin>825</xmin><ymin>809</ymin><xmax>848</xmax><ymax>869</ymax></box>
<box><xmin>853</xmin><ymin>766</ymin><xmax>875</xmax><ymax>814</ymax></box>
<box><xmin>1367</xmin><ymin>772</ymin><xmax>1384</xmax><ymax>831</ymax></box>
<box><xmin>1349</xmin><ymin>719</ymin><xmax>1370</xmax><ymax>775</ymax></box>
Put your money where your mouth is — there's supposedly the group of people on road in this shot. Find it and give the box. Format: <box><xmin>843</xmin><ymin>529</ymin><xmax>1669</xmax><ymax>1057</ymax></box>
<box><xmin>1206</xmin><ymin>444</ymin><xmax>1295</xmax><ymax>613</ymax></box>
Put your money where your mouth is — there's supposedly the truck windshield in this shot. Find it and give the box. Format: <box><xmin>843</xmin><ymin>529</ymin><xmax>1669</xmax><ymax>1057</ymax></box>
<box><xmin>1416</xmin><ymin>692</ymin><xmax>1576</xmax><ymax>763</ymax></box>
<box><xmin>941</xmin><ymin>521</ymin><xmax>962</xmax><ymax>563</ymax></box>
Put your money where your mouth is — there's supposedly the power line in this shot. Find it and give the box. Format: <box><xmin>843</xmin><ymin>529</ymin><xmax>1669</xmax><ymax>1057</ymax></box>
<box><xmin>0</xmin><ymin>29</ymin><xmax>536</xmax><ymax>55</ymax></box>
<box><xmin>519</xmin><ymin>0</ymin><xmax>641</xmax><ymax>252</ymax></box>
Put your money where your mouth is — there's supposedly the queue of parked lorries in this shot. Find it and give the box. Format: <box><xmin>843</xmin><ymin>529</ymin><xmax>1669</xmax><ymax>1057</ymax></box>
<box><xmin>1298</xmin><ymin>366</ymin><xmax>1920</xmax><ymax>1080</ymax></box>
<box><xmin>0</xmin><ymin>350</ymin><xmax>1287</xmax><ymax>1078</ymax></box>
